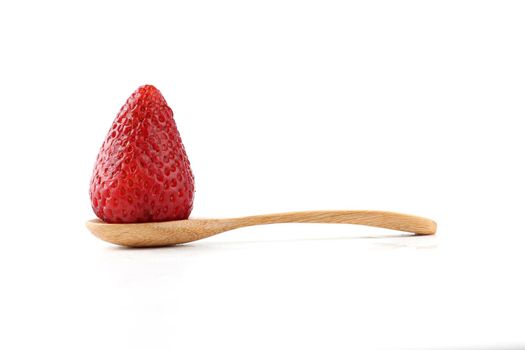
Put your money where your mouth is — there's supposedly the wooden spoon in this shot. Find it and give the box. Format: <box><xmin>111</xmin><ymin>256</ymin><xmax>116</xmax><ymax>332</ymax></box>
<box><xmin>86</xmin><ymin>210</ymin><xmax>436</xmax><ymax>247</ymax></box>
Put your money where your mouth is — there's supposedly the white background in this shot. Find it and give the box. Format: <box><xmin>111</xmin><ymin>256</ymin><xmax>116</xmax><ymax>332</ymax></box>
<box><xmin>1</xmin><ymin>1</ymin><xmax>524</xmax><ymax>349</ymax></box>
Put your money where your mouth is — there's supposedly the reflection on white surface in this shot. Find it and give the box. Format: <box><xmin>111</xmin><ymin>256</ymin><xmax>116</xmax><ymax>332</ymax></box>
<box><xmin>70</xmin><ymin>227</ymin><xmax>520</xmax><ymax>350</ymax></box>
<box><xmin>1</xmin><ymin>224</ymin><xmax>524</xmax><ymax>350</ymax></box>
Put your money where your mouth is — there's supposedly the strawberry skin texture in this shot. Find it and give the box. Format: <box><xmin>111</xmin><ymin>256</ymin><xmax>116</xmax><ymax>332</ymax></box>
<box><xmin>90</xmin><ymin>85</ymin><xmax>195</xmax><ymax>223</ymax></box>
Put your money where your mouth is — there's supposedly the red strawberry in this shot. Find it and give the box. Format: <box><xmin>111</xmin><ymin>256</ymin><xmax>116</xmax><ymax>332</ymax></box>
<box><xmin>90</xmin><ymin>85</ymin><xmax>195</xmax><ymax>223</ymax></box>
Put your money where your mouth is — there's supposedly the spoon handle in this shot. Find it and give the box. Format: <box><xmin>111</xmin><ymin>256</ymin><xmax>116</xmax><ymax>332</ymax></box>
<box><xmin>228</xmin><ymin>210</ymin><xmax>436</xmax><ymax>235</ymax></box>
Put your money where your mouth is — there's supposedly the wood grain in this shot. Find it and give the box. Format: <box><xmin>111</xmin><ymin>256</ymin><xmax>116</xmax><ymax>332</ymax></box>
<box><xmin>86</xmin><ymin>210</ymin><xmax>437</xmax><ymax>247</ymax></box>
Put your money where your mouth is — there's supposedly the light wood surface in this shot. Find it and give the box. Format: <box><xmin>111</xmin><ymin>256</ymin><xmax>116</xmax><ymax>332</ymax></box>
<box><xmin>86</xmin><ymin>210</ymin><xmax>437</xmax><ymax>247</ymax></box>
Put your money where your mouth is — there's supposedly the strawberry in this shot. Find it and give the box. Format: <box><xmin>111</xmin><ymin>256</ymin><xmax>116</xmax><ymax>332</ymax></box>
<box><xmin>90</xmin><ymin>85</ymin><xmax>195</xmax><ymax>223</ymax></box>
